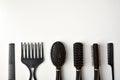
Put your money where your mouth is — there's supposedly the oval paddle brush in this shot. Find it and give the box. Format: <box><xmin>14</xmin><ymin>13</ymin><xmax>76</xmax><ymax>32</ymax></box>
<box><xmin>51</xmin><ymin>41</ymin><xmax>66</xmax><ymax>80</ymax></box>
<box><xmin>73</xmin><ymin>42</ymin><xmax>83</xmax><ymax>80</ymax></box>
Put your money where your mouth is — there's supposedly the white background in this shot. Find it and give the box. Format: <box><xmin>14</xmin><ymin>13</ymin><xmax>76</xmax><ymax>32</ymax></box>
<box><xmin>0</xmin><ymin>0</ymin><xmax>120</xmax><ymax>80</ymax></box>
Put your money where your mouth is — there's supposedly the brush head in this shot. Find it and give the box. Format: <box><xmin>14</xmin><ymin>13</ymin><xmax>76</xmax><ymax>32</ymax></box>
<box><xmin>74</xmin><ymin>42</ymin><xmax>83</xmax><ymax>70</ymax></box>
<box><xmin>93</xmin><ymin>43</ymin><xmax>99</xmax><ymax>69</ymax></box>
<box><xmin>107</xmin><ymin>43</ymin><xmax>114</xmax><ymax>66</ymax></box>
<box><xmin>51</xmin><ymin>41</ymin><xmax>66</xmax><ymax>68</ymax></box>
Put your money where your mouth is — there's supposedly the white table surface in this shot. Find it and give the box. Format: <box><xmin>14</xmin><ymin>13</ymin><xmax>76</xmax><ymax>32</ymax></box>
<box><xmin>0</xmin><ymin>0</ymin><xmax>120</xmax><ymax>80</ymax></box>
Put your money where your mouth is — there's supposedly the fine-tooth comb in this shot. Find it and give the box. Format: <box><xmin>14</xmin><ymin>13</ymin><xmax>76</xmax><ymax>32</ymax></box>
<box><xmin>9</xmin><ymin>43</ymin><xmax>15</xmax><ymax>80</ymax></box>
<box><xmin>21</xmin><ymin>42</ymin><xmax>44</xmax><ymax>80</ymax></box>
<box><xmin>107</xmin><ymin>43</ymin><xmax>114</xmax><ymax>80</ymax></box>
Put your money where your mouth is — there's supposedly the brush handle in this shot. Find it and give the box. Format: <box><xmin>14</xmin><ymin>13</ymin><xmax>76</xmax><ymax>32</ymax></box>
<box><xmin>76</xmin><ymin>70</ymin><xmax>82</xmax><ymax>80</ymax></box>
<box><xmin>56</xmin><ymin>68</ymin><xmax>62</xmax><ymax>80</ymax></box>
<box><xmin>93</xmin><ymin>44</ymin><xmax>100</xmax><ymax>80</ymax></box>
<box><xmin>9</xmin><ymin>43</ymin><xmax>15</xmax><ymax>80</ymax></box>
<box><xmin>94</xmin><ymin>70</ymin><xmax>100</xmax><ymax>80</ymax></box>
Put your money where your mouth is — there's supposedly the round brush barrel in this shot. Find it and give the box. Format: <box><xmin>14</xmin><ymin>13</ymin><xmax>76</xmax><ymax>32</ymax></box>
<box><xmin>93</xmin><ymin>44</ymin><xmax>99</xmax><ymax>69</ymax></box>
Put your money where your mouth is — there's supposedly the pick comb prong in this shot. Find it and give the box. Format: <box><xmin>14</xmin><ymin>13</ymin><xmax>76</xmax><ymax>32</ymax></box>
<box><xmin>41</xmin><ymin>42</ymin><xmax>44</xmax><ymax>59</ymax></box>
<box><xmin>38</xmin><ymin>43</ymin><xmax>41</xmax><ymax>58</ymax></box>
<box><xmin>24</xmin><ymin>43</ymin><xmax>27</xmax><ymax>58</ymax></box>
<box><xmin>21</xmin><ymin>43</ymin><xmax>24</xmax><ymax>58</ymax></box>
<box><xmin>28</xmin><ymin>43</ymin><xmax>30</xmax><ymax>58</ymax></box>
<box><xmin>31</xmin><ymin>43</ymin><xmax>34</xmax><ymax>59</ymax></box>
<box><xmin>35</xmin><ymin>43</ymin><xmax>37</xmax><ymax>58</ymax></box>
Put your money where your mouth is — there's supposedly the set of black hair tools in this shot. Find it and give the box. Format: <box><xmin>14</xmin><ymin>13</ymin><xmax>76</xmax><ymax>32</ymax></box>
<box><xmin>8</xmin><ymin>42</ymin><xmax>114</xmax><ymax>80</ymax></box>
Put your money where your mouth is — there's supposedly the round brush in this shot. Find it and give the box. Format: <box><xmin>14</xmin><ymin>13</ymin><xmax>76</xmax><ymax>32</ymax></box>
<box><xmin>73</xmin><ymin>42</ymin><xmax>83</xmax><ymax>80</ymax></box>
<box><xmin>51</xmin><ymin>41</ymin><xmax>66</xmax><ymax>80</ymax></box>
<box><xmin>107</xmin><ymin>43</ymin><xmax>114</xmax><ymax>80</ymax></box>
<box><xmin>92</xmin><ymin>43</ymin><xmax>100</xmax><ymax>80</ymax></box>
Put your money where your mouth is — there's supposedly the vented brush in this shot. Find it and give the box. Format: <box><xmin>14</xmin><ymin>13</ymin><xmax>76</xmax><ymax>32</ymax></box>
<box><xmin>92</xmin><ymin>43</ymin><xmax>100</xmax><ymax>80</ymax></box>
<box><xmin>73</xmin><ymin>42</ymin><xmax>83</xmax><ymax>80</ymax></box>
<box><xmin>107</xmin><ymin>43</ymin><xmax>114</xmax><ymax>80</ymax></box>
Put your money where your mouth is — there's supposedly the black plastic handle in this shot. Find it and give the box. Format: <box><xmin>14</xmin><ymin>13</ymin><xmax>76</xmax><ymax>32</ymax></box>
<box><xmin>9</xmin><ymin>43</ymin><xmax>15</xmax><ymax>80</ymax></box>
<box><xmin>56</xmin><ymin>68</ymin><xmax>62</xmax><ymax>80</ymax></box>
<box><xmin>76</xmin><ymin>70</ymin><xmax>82</xmax><ymax>80</ymax></box>
<box><xmin>94</xmin><ymin>70</ymin><xmax>100</xmax><ymax>80</ymax></box>
<box><xmin>28</xmin><ymin>68</ymin><xmax>37</xmax><ymax>80</ymax></box>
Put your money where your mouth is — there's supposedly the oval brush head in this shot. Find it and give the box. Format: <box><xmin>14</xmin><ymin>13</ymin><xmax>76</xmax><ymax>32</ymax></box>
<box><xmin>74</xmin><ymin>42</ymin><xmax>83</xmax><ymax>70</ymax></box>
<box><xmin>51</xmin><ymin>41</ymin><xmax>66</xmax><ymax>68</ymax></box>
<box><xmin>93</xmin><ymin>43</ymin><xmax>99</xmax><ymax>69</ymax></box>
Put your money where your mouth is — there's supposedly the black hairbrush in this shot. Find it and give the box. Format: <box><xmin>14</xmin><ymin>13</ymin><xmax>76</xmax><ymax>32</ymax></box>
<box><xmin>51</xmin><ymin>41</ymin><xmax>66</xmax><ymax>80</ymax></box>
<box><xmin>73</xmin><ymin>42</ymin><xmax>83</xmax><ymax>80</ymax></box>
<box><xmin>107</xmin><ymin>43</ymin><xmax>114</xmax><ymax>80</ymax></box>
<box><xmin>92</xmin><ymin>43</ymin><xmax>100</xmax><ymax>80</ymax></box>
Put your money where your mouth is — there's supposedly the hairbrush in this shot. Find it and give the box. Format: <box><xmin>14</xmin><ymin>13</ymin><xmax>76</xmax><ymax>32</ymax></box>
<box><xmin>51</xmin><ymin>41</ymin><xmax>66</xmax><ymax>80</ymax></box>
<box><xmin>107</xmin><ymin>43</ymin><xmax>114</xmax><ymax>80</ymax></box>
<box><xmin>92</xmin><ymin>43</ymin><xmax>100</xmax><ymax>80</ymax></box>
<box><xmin>73</xmin><ymin>42</ymin><xmax>83</xmax><ymax>80</ymax></box>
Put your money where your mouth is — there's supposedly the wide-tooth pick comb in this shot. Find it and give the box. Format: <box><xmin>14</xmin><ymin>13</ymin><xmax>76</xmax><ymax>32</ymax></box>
<box><xmin>21</xmin><ymin>42</ymin><xmax>44</xmax><ymax>80</ymax></box>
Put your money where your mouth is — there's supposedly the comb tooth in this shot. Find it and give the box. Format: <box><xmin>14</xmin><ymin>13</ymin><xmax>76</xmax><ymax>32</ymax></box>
<box><xmin>21</xmin><ymin>43</ymin><xmax>24</xmax><ymax>58</ymax></box>
<box><xmin>38</xmin><ymin>43</ymin><xmax>41</xmax><ymax>58</ymax></box>
<box><xmin>31</xmin><ymin>43</ymin><xmax>34</xmax><ymax>59</ymax></box>
<box><xmin>28</xmin><ymin>43</ymin><xmax>30</xmax><ymax>58</ymax></box>
<box><xmin>24</xmin><ymin>43</ymin><xmax>27</xmax><ymax>58</ymax></box>
<box><xmin>35</xmin><ymin>43</ymin><xmax>37</xmax><ymax>58</ymax></box>
<box><xmin>41</xmin><ymin>42</ymin><xmax>44</xmax><ymax>59</ymax></box>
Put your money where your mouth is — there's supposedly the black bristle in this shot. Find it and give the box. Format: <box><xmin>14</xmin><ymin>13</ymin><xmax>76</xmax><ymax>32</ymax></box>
<box><xmin>51</xmin><ymin>42</ymin><xmax>66</xmax><ymax>68</ymax></box>
<box><xmin>74</xmin><ymin>42</ymin><xmax>83</xmax><ymax>70</ymax></box>
<box><xmin>93</xmin><ymin>43</ymin><xmax>99</xmax><ymax>69</ymax></box>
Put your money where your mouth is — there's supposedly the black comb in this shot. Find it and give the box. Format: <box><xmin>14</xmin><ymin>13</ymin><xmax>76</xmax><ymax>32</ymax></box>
<box><xmin>107</xmin><ymin>43</ymin><xmax>114</xmax><ymax>80</ymax></box>
<box><xmin>51</xmin><ymin>41</ymin><xmax>66</xmax><ymax>80</ymax></box>
<box><xmin>21</xmin><ymin>42</ymin><xmax>44</xmax><ymax>80</ymax></box>
<box><xmin>92</xmin><ymin>43</ymin><xmax>100</xmax><ymax>80</ymax></box>
<box><xmin>73</xmin><ymin>42</ymin><xmax>83</xmax><ymax>80</ymax></box>
<box><xmin>9</xmin><ymin>43</ymin><xmax>15</xmax><ymax>80</ymax></box>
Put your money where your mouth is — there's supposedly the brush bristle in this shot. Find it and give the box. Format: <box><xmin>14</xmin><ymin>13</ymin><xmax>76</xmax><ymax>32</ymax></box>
<box><xmin>107</xmin><ymin>43</ymin><xmax>114</xmax><ymax>66</ymax></box>
<box><xmin>51</xmin><ymin>42</ymin><xmax>66</xmax><ymax>68</ymax></box>
<box><xmin>74</xmin><ymin>42</ymin><xmax>83</xmax><ymax>70</ymax></box>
